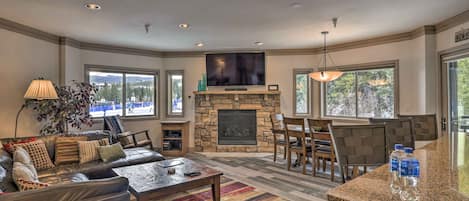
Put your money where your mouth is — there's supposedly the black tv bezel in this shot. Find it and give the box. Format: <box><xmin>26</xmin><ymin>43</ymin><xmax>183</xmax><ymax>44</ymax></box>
<box><xmin>205</xmin><ymin>52</ymin><xmax>266</xmax><ymax>86</ymax></box>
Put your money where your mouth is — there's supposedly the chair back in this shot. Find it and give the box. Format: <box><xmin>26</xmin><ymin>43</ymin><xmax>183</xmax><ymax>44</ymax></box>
<box><xmin>398</xmin><ymin>114</ymin><xmax>438</xmax><ymax>140</ymax></box>
<box><xmin>307</xmin><ymin>119</ymin><xmax>332</xmax><ymax>132</ymax></box>
<box><xmin>270</xmin><ymin>113</ymin><xmax>285</xmax><ymax>131</ymax></box>
<box><xmin>329</xmin><ymin>124</ymin><xmax>387</xmax><ymax>174</ymax></box>
<box><xmin>283</xmin><ymin>117</ymin><xmax>307</xmax><ymax>148</ymax></box>
<box><xmin>104</xmin><ymin>115</ymin><xmax>125</xmax><ymax>143</ymax></box>
<box><xmin>371</xmin><ymin>118</ymin><xmax>415</xmax><ymax>152</ymax></box>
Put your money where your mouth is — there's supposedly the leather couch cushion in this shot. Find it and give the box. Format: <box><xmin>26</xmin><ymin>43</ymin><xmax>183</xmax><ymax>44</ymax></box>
<box><xmin>40</xmin><ymin>173</ymin><xmax>89</xmax><ymax>185</ymax></box>
<box><xmin>37</xmin><ymin>147</ymin><xmax>164</xmax><ymax>178</ymax></box>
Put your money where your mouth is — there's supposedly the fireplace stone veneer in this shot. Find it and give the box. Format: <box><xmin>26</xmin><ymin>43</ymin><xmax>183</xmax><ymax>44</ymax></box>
<box><xmin>194</xmin><ymin>91</ymin><xmax>281</xmax><ymax>152</ymax></box>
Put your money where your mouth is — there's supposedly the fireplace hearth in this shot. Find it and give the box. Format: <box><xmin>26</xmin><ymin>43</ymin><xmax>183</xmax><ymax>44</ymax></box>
<box><xmin>218</xmin><ymin>110</ymin><xmax>256</xmax><ymax>145</ymax></box>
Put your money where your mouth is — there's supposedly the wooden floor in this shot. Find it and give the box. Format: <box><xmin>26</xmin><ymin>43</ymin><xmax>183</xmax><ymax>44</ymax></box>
<box><xmin>186</xmin><ymin>152</ymin><xmax>341</xmax><ymax>201</ymax></box>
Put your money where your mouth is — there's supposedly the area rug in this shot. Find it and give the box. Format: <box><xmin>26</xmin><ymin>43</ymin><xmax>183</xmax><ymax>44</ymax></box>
<box><xmin>160</xmin><ymin>176</ymin><xmax>285</xmax><ymax>201</ymax></box>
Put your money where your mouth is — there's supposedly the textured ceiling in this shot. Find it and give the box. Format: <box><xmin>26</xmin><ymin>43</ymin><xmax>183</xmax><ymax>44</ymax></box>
<box><xmin>1</xmin><ymin>0</ymin><xmax>469</xmax><ymax>51</ymax></box>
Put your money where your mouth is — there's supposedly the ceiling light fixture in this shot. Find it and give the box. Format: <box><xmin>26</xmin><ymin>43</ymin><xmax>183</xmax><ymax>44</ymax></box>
<box><xmin>195</xmin><ymin>42</ymin><xmax>204</xmax><ymax>47</ymax></box>
<box><xmin>84</xmin><ymin>3</ymin><xmax>101</xmax><ymax>10</ymax></box>
<box><xmin>179</xmin><ymin>24</ymin><xmax>190</xmax><ymax>29</ymax></box>
<box><xmin>290</xmin><ymin>2</ymin><xmax>302</xmax><ymax>8</ymax></box>
<box><xmin>254</xmin><ymin>42</ymin><xmax>264</xmax><ymax>46</ymax></box>
<box><xmin>309</xmin><ymin>31</ymin><xmax>343</xmax><ymax>82</ymax></box>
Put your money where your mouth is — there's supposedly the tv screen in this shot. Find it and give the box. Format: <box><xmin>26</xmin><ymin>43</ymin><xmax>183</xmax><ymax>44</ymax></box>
<box><xmin>206</xmin><ymin>53</ymin><xmax>265</xmax><ymax>86</ymax></box>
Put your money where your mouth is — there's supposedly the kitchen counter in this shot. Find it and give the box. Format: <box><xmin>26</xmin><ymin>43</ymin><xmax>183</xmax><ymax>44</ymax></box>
<box><xmin>327</xmin><ymin>133</ymin><xmax>469</xmax><ymax>201</ymax></box>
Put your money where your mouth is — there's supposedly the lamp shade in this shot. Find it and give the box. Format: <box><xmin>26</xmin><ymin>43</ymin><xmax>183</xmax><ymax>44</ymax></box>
<box><xmin>24</xmin><ymin>80</ymin><xmax>58</xmax><ymax>100</ymax></box>
<box><xmin>309</xmin><ymin>71</ymin><xmax>343</xmax><ymax>82</ymax></box>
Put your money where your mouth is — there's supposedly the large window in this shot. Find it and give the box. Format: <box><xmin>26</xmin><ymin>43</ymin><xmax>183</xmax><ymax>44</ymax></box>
<box><xmin>86</xmin><ymin>66</ymin><xmax>159</xmax><ymax>118</ymax></box>
<box><xmin>294</xmin><ymin>69</ymin><xmax>312</xmax><ymax>115</ymax></box>
<box><xmin>166</xmin><ymin>70</ymin><xmax>184</xmax><ymax>117</ymax></box>
<box><xmin>324</xmin><ymin>64</ymin><xmax>397</xmax><ymax>119</ymax></box>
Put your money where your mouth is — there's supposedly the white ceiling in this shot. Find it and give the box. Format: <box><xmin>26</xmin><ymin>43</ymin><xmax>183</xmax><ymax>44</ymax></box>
<box><xmin>1</xmin><ymin>0</ymin><xmax>469</xmax><ymax>51</ymax></box>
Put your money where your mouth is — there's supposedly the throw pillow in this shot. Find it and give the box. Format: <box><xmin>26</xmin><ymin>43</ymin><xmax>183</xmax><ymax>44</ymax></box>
<box><xmin>54</xmin><ymin>136</ymin><xmax>87</xmax><ymax>165</ymax></box>
<box><xmin>78</xmin><ymin>140</ymin><xmax>101</xmax><ymax>164</ymax></box>
<box><xmin>2</xmin><ymin>137</ymin><xmax>37</xmax><ymax>154</ymax></box>
<box><xmin>14</xmin><ymin>140</ymin><xmax>55</xmax><ymax>170</ymax></box>
<box><xmin>98</xmin><ymin>143</ymin><xmax>126</xmax><ymax>163</ymax></box>
<box><xmin>98</xmin><ymin>138</ymin><xmax>110</xmax><ymax>146</ymax></box>
<box><xmin>12</xmin><ymin>162</ymin><xmax>38</xmax><ymax>186</ymax></box>
<box><xmin>12</xmin><ymin>147</ymin><xmax>37</xmax><ymax>179</ymax></box>
<box><xmin>15</xmin><ymin>179</ymin><xmax>49</xmax><ymax>192</ymax></box>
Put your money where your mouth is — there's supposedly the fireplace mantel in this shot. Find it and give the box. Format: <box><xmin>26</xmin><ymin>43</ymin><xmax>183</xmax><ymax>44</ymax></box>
<box><xmin>193</xmin><ymin>90</ymin><xmax>280</xmax><ymax>95</ymax></box>
<box><xmin>194</xmin><ymin>91</ymin><xmax>281</xmax><ymax>152</ymax></box>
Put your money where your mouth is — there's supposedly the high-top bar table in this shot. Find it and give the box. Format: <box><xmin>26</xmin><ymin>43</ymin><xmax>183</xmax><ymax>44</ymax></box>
<box><xmin>326</xmin><ymin>134</ymin><xmax>469</xmax><ymax>201</ymax></box>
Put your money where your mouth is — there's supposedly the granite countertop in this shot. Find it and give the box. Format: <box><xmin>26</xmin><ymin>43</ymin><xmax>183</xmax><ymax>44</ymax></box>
<box><xmin>327</xmin><ymin>134</ymin><xmax>469</xmax><ymax>201</ymax></box>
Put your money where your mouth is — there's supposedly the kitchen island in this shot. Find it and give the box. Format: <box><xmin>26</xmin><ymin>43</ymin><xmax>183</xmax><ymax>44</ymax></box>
<box><xmin>327</xmin><ymin>134</ymin><xmax>469</xmax><ymax>201</ymax></box>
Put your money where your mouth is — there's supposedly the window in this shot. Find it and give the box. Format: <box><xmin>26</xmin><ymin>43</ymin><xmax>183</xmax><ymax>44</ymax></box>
<box><xmin>324</xmin><ymin>64</ymin><xmax>397</xmax><ymax>119</ymax></box>
<box><xmin>166</xmin><ymin>70</ymin><xmax>184</xmax><ymax>117</ymax></box>
<box><xmin>294</xmin><ymin>69</ymin><xmax>312</xmax><ymax>115</ymax></box>
<box><xmin>86</xmin><ymin>66</ymin><xmax>159</xmax><ymax>118</ymax></box>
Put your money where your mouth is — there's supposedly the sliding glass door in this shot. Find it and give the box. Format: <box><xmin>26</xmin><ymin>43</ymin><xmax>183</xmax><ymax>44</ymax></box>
<box><xmin>445</xmin><ymin>57</ymin><xmax>469</xmax><ymax>137</ymax></box>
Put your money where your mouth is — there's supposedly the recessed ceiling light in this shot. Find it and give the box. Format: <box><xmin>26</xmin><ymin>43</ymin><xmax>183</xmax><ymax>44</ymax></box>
<box><xmin>195</xmin><ymin>42</ymin><xmax>204</xmax><ymax>47</ymax></box>
<box><xmin>254</xmin><ymin>42</ymin><xmax>264</xmax><ymax>46</ymax></box>
<box><xmin>85</xmin><ymin>3</ymin><xmax>101</xmax><ymax>10</ymax></box>
<box><xmin>290</xmin><ymin>2</ymin><xmax>302</xmax><ymax>8</ymax></box>
<box><xmin>179</xmin><ymin>23</ymin><xmax>190</xmax><ymax>29</ymax></box>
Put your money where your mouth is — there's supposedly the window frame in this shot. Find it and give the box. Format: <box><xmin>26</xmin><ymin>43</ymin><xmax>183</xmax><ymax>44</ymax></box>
<box><xmin>84</xmin><ymin>64</ymin><xmax>160</xmax><ymax>120</ymax></box>
<box><xmin>321</xmin><ymin>60</ymin><xmax>399</xmax><ymax>119</ymax></box>
<box><xmin>293</xmin><ymin>69</ymin><xmax>313</xmax><ymax>116</ymax></box>
<box><xmin>165</xmin><ymin>70</ymin><xmax>185</xmax><ymax>118</ymax></box>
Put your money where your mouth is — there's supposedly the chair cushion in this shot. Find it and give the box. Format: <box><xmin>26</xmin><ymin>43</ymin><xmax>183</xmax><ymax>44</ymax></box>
<box><xmin>55</xmin><ymin>136</ymin><xmax>87</xmax><ymax>165</ymax></box>
<box><xmin>78</xmin><ymin>140</ymin><xmax>101</xmax><ymax>164</ymax></box>
<box><xmin>98</xmin><ymin>144</ymin><xmax>126</xmax><ymax>163</ymax></box>
<box><xmin>39</xmin><ymin>173</ymin><xmax>88</xmax><ymax>185</ymax></box>
<box><xmin>14</xmin><ymin>140</ymin><xmax>55</xmax><ymax>171</ymax></box>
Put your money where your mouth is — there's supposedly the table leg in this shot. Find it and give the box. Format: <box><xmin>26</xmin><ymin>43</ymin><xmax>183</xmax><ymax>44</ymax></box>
<box><xmin>212</xmin><ymin>176</ymin><xmax>221</xmax><ymax>201</ymax></box>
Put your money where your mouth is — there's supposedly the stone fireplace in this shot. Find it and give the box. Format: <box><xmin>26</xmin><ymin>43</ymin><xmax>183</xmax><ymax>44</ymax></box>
<box><xmin>194</xmin><ymin>91</ymin><xmax>281</xmax><ymax>152</ymax></box>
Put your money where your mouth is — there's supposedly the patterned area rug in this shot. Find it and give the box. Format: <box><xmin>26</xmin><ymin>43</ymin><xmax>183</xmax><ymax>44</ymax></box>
<box><xmin>160</xmin><ymin>176</ymin><xmax>285</xmax><ymax>201</ymax></box>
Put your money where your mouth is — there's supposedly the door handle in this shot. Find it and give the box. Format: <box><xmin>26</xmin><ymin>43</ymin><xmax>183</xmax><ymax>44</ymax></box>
<box><xmin>441</xmin><ymin>117</ymin><xmax>447</xmax><ymax>131</ymax></box>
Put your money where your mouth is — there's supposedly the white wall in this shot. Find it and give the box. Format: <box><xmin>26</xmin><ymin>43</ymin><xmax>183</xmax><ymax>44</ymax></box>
<box><xmin>436</xmin><ymin>21</ymin><xmax>469</xmax><ymax>51</ymax></box>
<box><xmin>0</xmin><ymin>29</ymin><xmax>59</xmax><ymax>138</ymax></box>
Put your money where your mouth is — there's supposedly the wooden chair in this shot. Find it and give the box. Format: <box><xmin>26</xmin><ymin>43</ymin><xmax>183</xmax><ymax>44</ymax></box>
<box><xmin>284</xmin><ymin>117</ymin><xmax>311</xmax><ymax>174</ymax></box>
<box><xmin>398</xmin><ymin>114</ymin><xmax>438</xmax><ymax>140</ymax></box>
<box><xmin>307</xmin><ymin>119</ymin><xmax>335</xmax><ymax>181</ymax></box>
<box><xmin>270</xmin><ymin>113</ymin><xmax>287</xmax><ymax>162</ymax></box>
<box><xmin>329</xmin><ymin>124</ymin><xmax>387</xmax><ymax>183</ymax></box>
<box><xmin>104</xmin><ymin>115</ymin><xmax>153</xmax><ymax>149</ymax></box>
<box><xmin>370</xmin><ymin>118</ymin><xmax>416</xmax><ymax>156</ymax></box>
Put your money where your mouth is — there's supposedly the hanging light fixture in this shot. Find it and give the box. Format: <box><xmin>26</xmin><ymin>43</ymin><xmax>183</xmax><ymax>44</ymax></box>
<box><xmin>309</xmin><ymin>31</ymin><xmax>343</xmax><ymax>82</ymax></box>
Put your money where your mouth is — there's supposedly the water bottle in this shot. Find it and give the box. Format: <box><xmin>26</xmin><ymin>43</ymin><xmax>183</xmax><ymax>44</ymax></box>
<box><xmin>389</xmin><ymin>144</ymin><xmax>404</xmax><ymax>195</ymax></box>
<box><xmin>400</xmin><ymin>147</ymin><xmax>420</xmax><ymax>201</ymax></box>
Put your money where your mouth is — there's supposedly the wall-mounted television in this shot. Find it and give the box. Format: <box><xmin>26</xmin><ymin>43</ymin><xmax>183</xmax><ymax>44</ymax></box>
<box><xmin>206</xmin><ymin>52</ymin><xmax>265</xmax><ymax>86</ymax></box>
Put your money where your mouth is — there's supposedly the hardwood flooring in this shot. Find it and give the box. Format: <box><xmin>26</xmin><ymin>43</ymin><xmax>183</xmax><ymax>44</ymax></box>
<box><xmin>186</xmin><ymin>152</ymin><xmax>341</xmax><ymax>201</ymax></box>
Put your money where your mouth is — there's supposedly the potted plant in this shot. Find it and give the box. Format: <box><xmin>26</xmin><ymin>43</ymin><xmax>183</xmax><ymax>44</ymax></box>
<box><xmin>26</xmin><ymin>80</ymin><xmax>98</xmax><ymax>135</ymax></box>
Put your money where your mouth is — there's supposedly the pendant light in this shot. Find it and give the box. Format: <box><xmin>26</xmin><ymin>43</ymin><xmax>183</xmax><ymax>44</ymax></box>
<box><xmin>309</xmin><ymin>31</ymin><xmax>343</xmax><ymax>82</ymax></box>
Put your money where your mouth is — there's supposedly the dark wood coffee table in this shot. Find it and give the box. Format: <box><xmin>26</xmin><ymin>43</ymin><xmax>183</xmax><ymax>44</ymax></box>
<box><xmin>112</xmin><ymin>158</ymin><xmax>223</xmax><ymax>201</ymax></box>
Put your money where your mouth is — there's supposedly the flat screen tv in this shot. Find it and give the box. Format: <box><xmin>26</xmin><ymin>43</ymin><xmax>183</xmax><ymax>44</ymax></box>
<box><xmin>206</xmin><ymin>52</ymin><xmax>265</xmax><ymax>86</ymax></box>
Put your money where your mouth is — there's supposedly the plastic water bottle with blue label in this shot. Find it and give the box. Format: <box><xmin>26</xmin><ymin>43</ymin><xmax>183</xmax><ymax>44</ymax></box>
<box><xmin>389</xmin><ymin>144</ymin><xmax>404</xmax><ymax>195</ymax></box>
<box><xmin>399</xmin><ymin>147</ymin><xmax>420</xmax><ymax>201</ymax></box>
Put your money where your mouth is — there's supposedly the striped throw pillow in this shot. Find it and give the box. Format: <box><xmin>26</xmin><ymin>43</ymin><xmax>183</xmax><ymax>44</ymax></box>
<box><xmin>78</xmin><ymin>140</ymin><xmax>100</xmax><ymax>164</ymax></box>
<box><xmin>15</xmin><ymin>179</ymin><xmax>49</xmax><ymax>191</ymax></box>
<box><xmin>54</xmin><ymin>136</ymin><xmax>87</xmax><ymax>165</ymax></box>
<box><xmin>98</xmin><ymin>138</ymin><xmax>110</xmax><ymax>146</ymax></box>
<box><xmin>14</xmin><ymin>140</ymin><xmax>55</xmax><ymax>170</ymax></box>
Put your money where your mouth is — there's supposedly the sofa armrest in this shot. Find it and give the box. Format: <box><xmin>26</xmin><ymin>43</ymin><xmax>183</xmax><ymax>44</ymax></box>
<box><xmin>0</xmin><ymin>176</ymin><xmax>130</xmax><ymax>201</ymax></box>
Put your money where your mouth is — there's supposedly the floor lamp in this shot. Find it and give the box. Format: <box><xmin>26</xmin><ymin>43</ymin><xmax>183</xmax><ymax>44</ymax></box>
<box><xmin>14</xmin><ymin>79</ymin><xmax>58</xmax><ymax>139</ymax></box>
